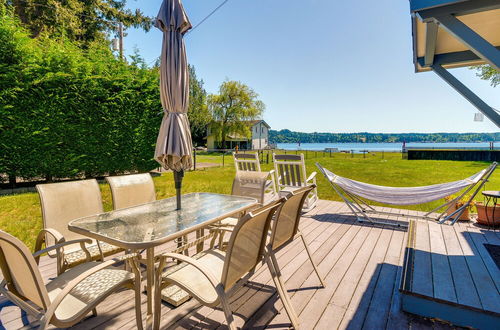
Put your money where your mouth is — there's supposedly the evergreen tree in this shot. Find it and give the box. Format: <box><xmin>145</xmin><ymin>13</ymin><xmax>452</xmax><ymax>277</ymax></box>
<box><xmin>6</xmin><ymin>0</ymin><xmax>152</xmax><ymax>46</ymax></box>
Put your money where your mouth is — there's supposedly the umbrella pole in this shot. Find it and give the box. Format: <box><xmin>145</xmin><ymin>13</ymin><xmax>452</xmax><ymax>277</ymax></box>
<box><xmin>174</xmin><ymin>169</ymin><xmax>184</xmax><ymax>210</ymax></box>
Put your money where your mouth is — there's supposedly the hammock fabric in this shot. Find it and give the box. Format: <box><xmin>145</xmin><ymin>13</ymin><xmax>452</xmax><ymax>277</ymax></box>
<box><xmin>321</xmin><ymin>167</ymin><xmax>487</xmax><ymax>205</ymax></box>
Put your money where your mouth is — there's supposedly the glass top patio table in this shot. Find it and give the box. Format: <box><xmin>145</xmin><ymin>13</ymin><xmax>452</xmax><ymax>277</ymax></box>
<box><xmin>68</xmin><ymin>192</ymin><xmax>257</xmax><ymax>250</ymax></box>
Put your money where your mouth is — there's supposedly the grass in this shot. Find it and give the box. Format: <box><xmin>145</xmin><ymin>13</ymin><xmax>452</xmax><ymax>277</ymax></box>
<box><xmin>1</xmin><ymin>151</ymin><xmax>498</xmax><ymax>249</ymax></box>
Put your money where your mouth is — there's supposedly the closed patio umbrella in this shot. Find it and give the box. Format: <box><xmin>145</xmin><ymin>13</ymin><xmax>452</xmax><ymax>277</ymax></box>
<box><xmin>154</xmin><ymin>0</ymin><xmax>192</xmax><ymax>209</ymax></box>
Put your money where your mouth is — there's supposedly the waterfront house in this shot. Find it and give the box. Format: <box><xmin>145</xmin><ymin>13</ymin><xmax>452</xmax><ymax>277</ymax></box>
<box><xmin>206</xmin><ymin>120</ymin><xmax>271</xmax><ymax>150</ymax></box>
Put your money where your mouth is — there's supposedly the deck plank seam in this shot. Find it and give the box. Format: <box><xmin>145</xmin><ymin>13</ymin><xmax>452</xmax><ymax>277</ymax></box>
<box><xmin>359</xmin><ymin>228</ymin><xmax>396</xmax><ymax>330</ymax></box>
<box><xmin>319</xmin><ymin>223</ymin><xmax>387</xmax><ymax>329</ymax></box>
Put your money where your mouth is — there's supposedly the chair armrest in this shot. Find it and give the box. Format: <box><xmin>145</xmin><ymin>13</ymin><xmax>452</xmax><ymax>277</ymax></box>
<box><xmin>210</xmin><ymin>226</ymin><xmax>236</xmax><ymax>233</ymax></box>
<box><xmin>306</xmin><ymin>171</ymin><xmax>317</xmax><ymax>183</ymax></box>
<box><xmin>44</xmin><ymin>253</ymin><xmax>139</xmax><ymax>323</ymax></box>
<box><xmin>34</xmin><ymin>228</ymin><xmax>65</xmax><ymax>253</ymax></box>
<box><xmin>33</xmin><ymin>238</ymin><xmax>93</xmax><ymax>260</ymax></box>
<box><xmin>269</xmin><ymin>169</ymin><xmax>275</xmax><ymax>175</ymax></box>
<box><xmin>158</xmin><ymin>252</ymin><xmax>220</xmax><ymax>288</ymax></box>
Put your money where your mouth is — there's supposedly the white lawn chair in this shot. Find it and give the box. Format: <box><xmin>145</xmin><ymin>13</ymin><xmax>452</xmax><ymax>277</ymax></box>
<box><xmin>106</xmin><ymin>173</ymin><xmax>156</xmax><ymax>210</ymax></box>
<box><xmin>0</xmin><ymin>230</ymin><xmax>143</xmax><ymax>329</ymax></box>
<box><xmin>35</xmin><ymin>180</ymin><xmax>123</xmax><ymax>275</ymax></box>
<box><xmin>273</xmin><ymin>153</ymin><xmax>318</xmax><ymax>211</ymax></box>
<box><xmin>233</xmin><ymin>152</ymin><xmax>277</xmax><ymax>199</ymax></box>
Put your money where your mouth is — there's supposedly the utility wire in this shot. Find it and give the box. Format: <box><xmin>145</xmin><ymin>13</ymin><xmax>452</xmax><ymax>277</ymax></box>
<box><xmin>148</xmin><ymin>0</ymin><xmax>231</xmax><ymax>66</ymax></box>
<box><xmin>186</xmin><ymin>0</ymin><xmax>229</xmax><ymax>35</ymax></box>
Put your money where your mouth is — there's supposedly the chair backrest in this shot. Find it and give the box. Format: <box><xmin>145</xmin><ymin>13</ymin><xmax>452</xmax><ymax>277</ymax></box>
<box><xmin>0</xmin><ymin>230</ymin><xmax>50</xmax><ymax>310</ymax></box>
<box><xmin>231</xmin><ymin>171</ymin><xmax>269</xmax><ymax>204</ymax></box>
<box><xmin>36</xmin><ymin>179</ymin><xmax>104</xmax><ymax>242</ymax></box>
<box><xmin>270</xmin><ymin>185</ymin><xmax>315</xmax><ymax>250</ymax></box>
<box><xmin>221</xmin><ymin>199</ymin><xmax>284</xmax><ymax>289</ymax></box>
<box><xmin>106</xmin><ymin>173</ymin><xmax>156</xmax><ymax>210</ymax></box>
<box><xmin>233</xmin><ymin>152</ymin><xmax>261</xmax><ymax>172</ymax></box>
<box><xmin>273</xmin><ymin>153</ymin><xmax>307</xmax><ymax>188</ymax></box>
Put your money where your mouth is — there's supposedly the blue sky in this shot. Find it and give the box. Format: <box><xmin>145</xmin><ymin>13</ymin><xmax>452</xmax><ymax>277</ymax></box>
<box><xmin>123</xmin><ymin>0</ymin><xmax>499</xmax><ymax>133</ymax></box>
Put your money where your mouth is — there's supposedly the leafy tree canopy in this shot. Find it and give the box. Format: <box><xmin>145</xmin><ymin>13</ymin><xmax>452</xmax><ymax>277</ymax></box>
<box><xmin>207</xmin><ymin>80</ymin><xmax>264</xmax><ymax>148</ymax></box>
<box><xmin>4</xmin><ymin>0</ymin><xmax>152</xmax><ymax>46</ymax></box>
<box><xmin>471</xmin><ymin>65</ymin><xmax>499</xmax><ymax>87</ymax></box>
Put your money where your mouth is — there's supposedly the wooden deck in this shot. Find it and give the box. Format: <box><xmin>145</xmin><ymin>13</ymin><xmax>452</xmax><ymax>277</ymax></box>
<box><xmin>1</xmin><ymin>200</ymin><xmax>499</xmax><ymax>329</ymax></box>
<box><xmin>401</xmin><ymin>218</ymin><xmax>500</xmax><ymax>328</ymax></box>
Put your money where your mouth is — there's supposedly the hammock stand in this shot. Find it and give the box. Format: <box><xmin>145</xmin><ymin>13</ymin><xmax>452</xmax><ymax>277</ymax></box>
<box><xmin>316</xmin><ymin>162</ymin><xmax>497</xmax><ymax>227</ymax></box>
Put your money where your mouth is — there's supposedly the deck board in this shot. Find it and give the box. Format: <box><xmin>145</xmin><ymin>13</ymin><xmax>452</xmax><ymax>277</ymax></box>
<box><xmin>1</xmin><ymin>200</ymin><xmax>499</xmax><ymax>329</ymax></box>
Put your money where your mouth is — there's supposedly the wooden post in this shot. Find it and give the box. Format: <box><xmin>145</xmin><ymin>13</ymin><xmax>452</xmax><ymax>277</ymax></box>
<box><xmin>193</xmin><ymin>148</ymin><xmax>197</xmax><ymax>171</ymax></box>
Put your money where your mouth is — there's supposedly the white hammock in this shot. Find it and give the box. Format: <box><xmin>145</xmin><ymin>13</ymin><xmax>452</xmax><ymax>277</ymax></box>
<box><xmin>317</xmin><ymin>162</ymin><xmax>497</xmax><ymax>226</ymax></box>
<box><xmin>321</xmin><ymin>167</ymin><xmax>487</xmax><ymax>205</ymax></box>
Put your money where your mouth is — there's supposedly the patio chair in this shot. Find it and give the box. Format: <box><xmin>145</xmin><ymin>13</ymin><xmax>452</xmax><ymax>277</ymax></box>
<box><xmin>153</xmin><ymin>199</ymin><xmax>300</xmax><ymax>330</ymax></box>
<box><xmin>213</xmin><ymin>185</ymin><xmax>325</xmax><ymax>288</ymax></box>
<box><xmin>211</xmin><ymin>171</ymin><xmax>273</xmax><ymax>231</ymax></box>
<box><xmin>273</xmin><ymin>153</ymin><xmax>318</xmax><ymax>211</ymax></box>
<box><xmin>35</xmin><ymin>180</ymin><xmax>123</xmax><ymax>275</ymax></box>
<box><xmin>268</xmin><ymin>185</ymin><xmax>325</xmax><ymax>288</ymax></box>
<box><xmin>0</xmin><ymin>230</ymin><xmax>143</xmax><ymax>329</ymax></box>
<box><xmin>106</xmin><ymin>173</ymin><xmax>156</xmax><ymax>210</ymax></box>
<box><xmin>233</xmin><ymin>152</ymin><xmax>277</xmax><ymax>198</ymax></box>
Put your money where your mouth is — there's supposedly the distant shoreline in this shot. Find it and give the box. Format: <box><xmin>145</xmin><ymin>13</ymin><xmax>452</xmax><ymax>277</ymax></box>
<box><xmin>269</xmin><ymin>129</ymin><xmax>500</xmax><ymax>144</ymax></box>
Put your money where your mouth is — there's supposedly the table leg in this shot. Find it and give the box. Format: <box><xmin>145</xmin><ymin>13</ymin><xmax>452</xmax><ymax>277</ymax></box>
<box><xmin>146</xmin><ymin>247</ymin><xmax>154</xmax><ymax>328</ymax></box>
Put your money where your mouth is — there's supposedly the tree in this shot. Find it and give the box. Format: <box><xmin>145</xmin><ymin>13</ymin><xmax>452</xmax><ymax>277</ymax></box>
<box><xmin>207</xmin><ymin>80</ymin><xmax>264</xmax><ymax>149</ymax></box>
<box><xmin>188</xmin><ymin>65</ymin><xmax>210</xmax><ymax>146</ymax></box>
<box><xmin>471</xmin><ymin>65</ymin><xmax>499</xmax><ymax>87</ymax></box>
<box><xmin>0</xmin><ymin>11</ymin><xmax>162</xmax><ymax>184</ymax></box>
<box><xmin>5</xmin><ymin>0</ymin><xmax>152</xmax><ymax>46</ymax></box>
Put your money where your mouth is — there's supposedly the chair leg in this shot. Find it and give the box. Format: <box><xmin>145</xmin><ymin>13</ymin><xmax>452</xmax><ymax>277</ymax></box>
<box><xmin>153</xmin><ymin>266</ymin><xmax>164</xmax><ymax>330</ymax></box>
<box><xmin>131</xmin><ymin>259</ymin><xmax>144</xmax><ymax>330</ymax></box>
<box><xmin>265</xmin><ymin>255</ymin><xmax>300</xmax><ymax>329</ymax></box>
<box><xmin>219</xmin><ymin>293</ymin><xmax>237</xmax><ymax>330</ymax></box>
<box><xmin>299</xmin><ymin>232</ymin><xmax>325</xmax><ymax>288</ymax></box>
<box><xmin>92</xmin><ymin>308</ymin><xmax>97</xmax><ymax>317</ymax></box>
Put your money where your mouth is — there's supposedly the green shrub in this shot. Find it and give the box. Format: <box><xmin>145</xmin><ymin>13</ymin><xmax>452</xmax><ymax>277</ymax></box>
<box><xmin>0</xmin><ymin>12</ymin><xmax>162</xmax><ymax>181</ymax></box>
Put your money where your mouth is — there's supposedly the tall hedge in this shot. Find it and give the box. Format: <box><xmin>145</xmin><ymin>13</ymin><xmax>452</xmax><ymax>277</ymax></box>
<box><xmin>0</xmin><ymin>13</ymin><xmax>163</xmax><ymax>183</ymax></box>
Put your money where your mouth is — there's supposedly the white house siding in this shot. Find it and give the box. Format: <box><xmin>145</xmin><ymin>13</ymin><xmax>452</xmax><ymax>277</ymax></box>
<box><xmin>251</xmin><ymin>122</ymin><xmax>269</xmax><ymax>149</ymax></box>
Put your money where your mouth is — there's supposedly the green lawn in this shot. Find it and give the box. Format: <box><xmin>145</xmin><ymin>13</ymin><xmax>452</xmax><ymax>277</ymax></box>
<box><xmin>1</xmin><ymin>151</ymin><xmax>498</xmax><ymax>250</ymax></box>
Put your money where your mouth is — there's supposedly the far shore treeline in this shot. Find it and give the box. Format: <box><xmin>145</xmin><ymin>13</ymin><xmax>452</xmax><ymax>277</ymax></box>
<box><xmin>269</xmin><ymin>130</ymin><xmax>500</xmax><ymax>144</ymax></box>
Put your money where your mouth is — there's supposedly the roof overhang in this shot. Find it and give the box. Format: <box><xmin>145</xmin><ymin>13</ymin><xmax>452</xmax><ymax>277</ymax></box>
<box><xmin>411</xmin><ymin>0</ymin><xmax>500</xmax><ymax>72</ymax></box>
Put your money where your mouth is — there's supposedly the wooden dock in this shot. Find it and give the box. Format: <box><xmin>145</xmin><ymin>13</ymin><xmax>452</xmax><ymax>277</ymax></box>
<box><xmin>1</xmin><ymin>200</ymin><xmax>499</xmax><ymax>329</ymax></box>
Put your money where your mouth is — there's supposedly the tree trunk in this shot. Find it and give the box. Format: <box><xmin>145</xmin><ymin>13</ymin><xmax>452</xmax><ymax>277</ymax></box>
<box><xmin>8</xmin><ymin>174</ymin><xmax>16</xmax><ymax>188</ymax></box>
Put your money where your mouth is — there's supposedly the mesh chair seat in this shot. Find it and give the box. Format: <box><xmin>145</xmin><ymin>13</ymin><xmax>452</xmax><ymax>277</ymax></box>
<box><xmin>63</xmin><ymin>242</ymin><xmax>124</xmax><ymax>268</ymax></box>
<box><xmin>47</xmin><ymin>262</ymin><xmax>134</xmax><ymax>321</ymax></box>
<box><xmin>161</xmin><ymin>250</ymin><xmax>226</xmax><ymax>306</ymax></box>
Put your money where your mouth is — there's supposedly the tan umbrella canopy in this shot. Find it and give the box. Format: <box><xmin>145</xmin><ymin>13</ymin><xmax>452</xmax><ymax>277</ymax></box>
<box><xmin>154</xmin><ymin>0</ymin><xmax>193</xmax><ymax>209</ymax></box>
